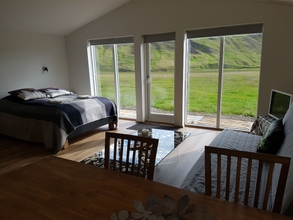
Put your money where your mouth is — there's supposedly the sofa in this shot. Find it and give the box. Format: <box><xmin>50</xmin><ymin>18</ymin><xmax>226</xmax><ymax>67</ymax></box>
<box><xmin>180</xmin><ymin>101</ymin><xmax>293</xmax><ymax>216</ymax></box>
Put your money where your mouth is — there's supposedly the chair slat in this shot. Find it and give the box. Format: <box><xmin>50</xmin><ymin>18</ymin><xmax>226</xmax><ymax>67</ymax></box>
<box><xmin>217</xmin><ymin>154</ymin><xmax>221</xmax><ymax>198</ymax></box>
<box><xmin>131</xmin><ymin>140</ymin><xmax>138</xmax><ymax>176</ymax></box>
<box><xmin>113</xmin><ymin>138</ymin><xmax>118</xmax><ymax>171</ymax></box>
<box><xmin>104</xmin><ymin>136</ymin><xmax>110</xmax><ymax>169</ymax></box>
<box><xmin>118</xmin><ymin>138</ymin><xmax>124</xmax><ymax>172</ymax></box>
<box><xmin>125</xmin><ymin>140</ymin><xmax>131</xmax><ymax>173</ymax></box>
<box><xmin>204</xmin><ymin>145</ymin><xmax>290</xmax><ymax>213</ymax></box>
<box><xmin>234</xmin><ymin>157</ymin><xmax>242</xmax><ymax>203</ymax></box>
<box><xmin>262</xmin><ymin>162</ymin><xmax>274</xmax><ymax>210</ymax></box>
<box><xmin>141</xmin><ymin>143</ymin><xmax>149</xmax><ymax>178</ymax></box>
<box><xmin>137</xmin><ymin>141</ymin><xmax>143</xmax><ymax>178</ymax></box>
<box><xmin>244</xmin><ymin>158</ymin><xmax>252</xmax><ymax>205</ymax></box>
<box><xmin>205</xmin><ymin>149</ymin><xmax>212</xmax><ymax>196</ymax></box>
<box><xmin>273</xmin><ymin>161</ymin><xmax>290</xmax><ymax>213</ymax></box>
<box><xmin>225</xmin><ymin>155</ymin><xmax>231</xmax><ymax>200</ymax></box>
<box><xmin>254</xmin><ymin>160</ymin><xmax>263</xmax><ymax>208</ymax></box>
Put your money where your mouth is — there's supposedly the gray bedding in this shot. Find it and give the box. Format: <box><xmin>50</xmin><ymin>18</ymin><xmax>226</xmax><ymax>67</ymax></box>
<box><xmin>0</xmin><ymin>95</ymin><xmax>117</xmax><ymax>153</ymax></box>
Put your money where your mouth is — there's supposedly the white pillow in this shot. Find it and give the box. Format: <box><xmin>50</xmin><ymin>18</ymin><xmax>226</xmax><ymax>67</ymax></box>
<box><xmin>45</xmin><ymin>89</ymin><xmax>73</xmax><ymax>98</ymax></box>
<box><xmin>19</xmin><ymin>90</ymin><xmax>47</xmax><ymax>100</ymax></box>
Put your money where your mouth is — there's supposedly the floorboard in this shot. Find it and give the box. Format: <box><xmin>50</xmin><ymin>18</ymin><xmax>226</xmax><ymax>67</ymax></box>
<box><xmin>0</xmin><ymin>120</ymin><xmax>220</xmax><ymax>187</ymax></box>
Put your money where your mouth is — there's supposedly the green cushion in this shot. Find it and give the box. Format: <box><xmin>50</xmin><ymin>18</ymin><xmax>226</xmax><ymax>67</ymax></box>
<box><xmin>257</xmin><ymin>118</ymin><xmax>285</xmax><ymax>154</ymax></box>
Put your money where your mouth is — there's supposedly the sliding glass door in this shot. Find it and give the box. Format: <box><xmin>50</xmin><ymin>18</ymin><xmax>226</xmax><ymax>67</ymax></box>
<box><xmin>144</xmin><ymin>33</ymin><xmax>175</xmax><ymax>124</ymax></box>
<box><xmin>186</xmin><ymin>37</ymin><xmax>220</xmax><ymax>128</ymax></box>
<box><xmin>185</xmin><ymin>24</ymin><xmax>263</xmax><ymax>131</ymax></box>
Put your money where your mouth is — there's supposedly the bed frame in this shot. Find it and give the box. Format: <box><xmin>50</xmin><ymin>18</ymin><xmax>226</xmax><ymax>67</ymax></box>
<box><xmin>63</xmin><ymin>116</ymin><xmax>118</xmax><ymax>150</ymax></box>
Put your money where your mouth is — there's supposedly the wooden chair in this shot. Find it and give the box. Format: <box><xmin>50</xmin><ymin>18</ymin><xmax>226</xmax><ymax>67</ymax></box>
<box><xmin>204</xmin><ymin>146</ymin><xmax>290</xmax><ymax>213</ymax></box>
<box><xmin>104</xmin><ymin>132</ymin><xmax>159</xmax><ymax>180</ymax></box>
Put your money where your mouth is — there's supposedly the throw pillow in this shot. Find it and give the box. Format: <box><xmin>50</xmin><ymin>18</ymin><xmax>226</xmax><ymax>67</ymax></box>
<box><xmin>8</xmin><ymin>88</ymin><xmax>46</xmax><ymax>100</ymax></box>
<box><xmin>257</xmin><ymin>118</ymin><xmax>285</xmax><ymax>154</ymax></box>
<box><xmin>39</xmin><ymin>88</ymin><xmax>73</xmax><ymax>98</ymax></box>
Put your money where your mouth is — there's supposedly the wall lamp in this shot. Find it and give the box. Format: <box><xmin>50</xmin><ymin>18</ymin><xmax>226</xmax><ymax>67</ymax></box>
<box><xmin>42</xmin><ymin>66</ymin><xmax>48</xmax><ymax>72</ymax></box>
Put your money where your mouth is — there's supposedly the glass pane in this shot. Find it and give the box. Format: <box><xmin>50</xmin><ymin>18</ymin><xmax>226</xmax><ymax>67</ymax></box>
<box><xmin>186</xmin><ymin>37</ymin><xmax>220</xmax><ymax>128</ymax></box>
<box><xmin>149</xmin><ymin>41</ymin><xmax>174</xmax><ymax>115</ymax></box>
<box><xmin>95</xmin><ymin>45</ymin><xmax>115</xmax><ymax>101</ymax></box>
<box><xmin>117</xmin><ymin>44</ymin><xmax>136</xmax><ymax>119</ymax></box>
<box><xmin>222</xmin><ymin>34</ymin><xmax>262</xmax><ymax>131</ymax></box>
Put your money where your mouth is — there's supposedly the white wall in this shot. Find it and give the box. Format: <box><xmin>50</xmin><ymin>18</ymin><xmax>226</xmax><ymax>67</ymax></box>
<box><xmin>0</xmin><ymin>28</ymin><xmax>69</xmax><ymax>98</ymax></box>
<box><xmin>66</xmin><ymin>0</ymin><xmax>293</xmax><ymax>120</ymax></box>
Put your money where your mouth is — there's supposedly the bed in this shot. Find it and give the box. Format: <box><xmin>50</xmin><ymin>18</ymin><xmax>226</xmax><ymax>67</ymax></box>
<box><xmin>0</xmin><ymin>88</ymin><xmax>118</xmax><ymax>153</ymax></box>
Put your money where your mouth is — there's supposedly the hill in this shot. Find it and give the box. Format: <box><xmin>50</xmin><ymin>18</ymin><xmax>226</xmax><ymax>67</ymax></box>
<box><xmin>97</xmin><ymin>34</ymin><xmax>262</xmax><ymax>72</ymax></box>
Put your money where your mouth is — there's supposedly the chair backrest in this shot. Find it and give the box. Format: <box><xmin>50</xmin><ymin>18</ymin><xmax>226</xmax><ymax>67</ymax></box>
<box><xmin>204</xmin><ymin>146</ymin><xmax>290</xmax><ymax>213</ymax></box>
<box><xmin>104</xmin><ymin>132</ymin><xmax>159</xmax><ymax>180</ymax></box>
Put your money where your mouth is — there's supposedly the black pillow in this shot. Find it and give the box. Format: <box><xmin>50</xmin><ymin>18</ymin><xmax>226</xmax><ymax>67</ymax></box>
<box><xmin>257</xmin><ymin>118</ymin><xmax>285</xmax><ymax>154</ymax></box>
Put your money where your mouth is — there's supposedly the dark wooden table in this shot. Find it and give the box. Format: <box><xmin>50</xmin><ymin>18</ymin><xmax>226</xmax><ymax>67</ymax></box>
<box><xmin>0</xmin><ymin>156</ymin><xmax>292</xmax><ymax>219</ymax></box>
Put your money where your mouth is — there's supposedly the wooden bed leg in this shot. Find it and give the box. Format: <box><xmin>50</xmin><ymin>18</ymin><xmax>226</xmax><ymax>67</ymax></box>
<box><xmin>62</xmin><ymin>140</ymin><xmax>69</xmax><ymax>150</ymax></box>
<box><xmin>109</xmin><ymin>121</ymin><xmax>117</xmax><ymax>130</ymax></box>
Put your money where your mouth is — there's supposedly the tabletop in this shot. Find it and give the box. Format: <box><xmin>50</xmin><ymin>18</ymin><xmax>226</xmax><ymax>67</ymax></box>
<box><xmin>0</xmin><ymin>156</ymin><xmax>292</xmax><ymax>220</ymax></box>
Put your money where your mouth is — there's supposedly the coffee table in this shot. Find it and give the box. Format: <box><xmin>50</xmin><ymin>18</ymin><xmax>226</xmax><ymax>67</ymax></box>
<box><xmin>81</xmin><ymin>129</ymin><xmax>190</xmax><ymax>167</ymax></box>
<box><xmin>135</xmin><ymin>128</ymin><xmax>190</xmax><ymax>165</ymax></box>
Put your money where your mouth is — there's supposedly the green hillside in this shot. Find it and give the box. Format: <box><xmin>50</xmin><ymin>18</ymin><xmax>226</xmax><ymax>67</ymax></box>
<box><xmin>96</xmin><ymin>34</ymin><xmax>262</xmax><ymax>72</ymax></box>
<box><xmin>188</xmin><ymin>35</ymin><xmax>262</xmax><ymax>71</ymax></box>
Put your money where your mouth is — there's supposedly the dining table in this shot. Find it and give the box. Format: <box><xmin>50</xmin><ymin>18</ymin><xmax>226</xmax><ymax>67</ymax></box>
<box><xmin>0</xmin><ymin>156</ymin><xmax>292</xmax><ymax>219</ymax></box>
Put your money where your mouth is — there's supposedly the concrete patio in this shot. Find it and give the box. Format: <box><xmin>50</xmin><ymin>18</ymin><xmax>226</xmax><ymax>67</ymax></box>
<box><xmin>120</xmin><ymin>109</ymin><xmax>254</xmax><ymax>132</ymax></box>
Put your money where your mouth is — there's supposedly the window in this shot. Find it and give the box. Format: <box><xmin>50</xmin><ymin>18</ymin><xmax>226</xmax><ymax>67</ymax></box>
<box><xmin>88</xmin><ymin>37</ymin><xmax>136</xmax><ymax>119</ymax></box>
<box><xmin>185</xmin><ymin>24</ymin><xmax>263</xmax><ymax>131</ymax></box>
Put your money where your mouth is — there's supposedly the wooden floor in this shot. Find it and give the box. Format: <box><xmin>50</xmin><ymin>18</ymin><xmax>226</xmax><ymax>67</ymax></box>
<box><xmin>0</xmin><ymin>119</ymin><xmax>220</xmax><ymax>187</ymax></box>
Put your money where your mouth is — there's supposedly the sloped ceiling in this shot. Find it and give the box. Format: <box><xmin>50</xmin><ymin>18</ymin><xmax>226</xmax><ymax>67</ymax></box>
<box><xmin>0</xmin><ymin>0</ymin><xmax>292</xmax><ymax>36</ymax></box>
<box><xmin>0</xmin><ymin>0</ymin><xmax>131</xmax><ymax>35</ymax></box>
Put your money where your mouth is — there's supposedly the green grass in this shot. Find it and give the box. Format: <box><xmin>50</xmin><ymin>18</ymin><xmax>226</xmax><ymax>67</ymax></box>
<box><xmin>98</xmin><ymin>72</ymin><xmax>136</xmax><ymax>108</ymax></box>
<box><xmin>98</xmin><ymin>70</ymin><xmax>259</xmax><ymax>117</ymax></box>
<box><xmin>188</xmin><ymin>70</ymin><xmax>259</xmax><ymax>117</ymax></box>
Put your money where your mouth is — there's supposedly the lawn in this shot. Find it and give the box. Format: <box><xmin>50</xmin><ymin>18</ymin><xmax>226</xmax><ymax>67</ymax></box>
<box><xmin>187</xmin><ymin>70</ymin><xmax>259</xmax><ymax>117</ymax></box>
<box><xmin>98</xmin><ymin>70</ymin><xmax>259</xmax><ymax>118</ymax></box>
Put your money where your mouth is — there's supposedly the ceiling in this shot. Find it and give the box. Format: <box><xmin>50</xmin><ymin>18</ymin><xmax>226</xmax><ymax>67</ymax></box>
<box><xmin>0</xmin><ymin>0</ymin><xmax>131</xmax><ymax>35</ymax></box>
<box><xmin>0</xmin><ymin>0</ymin><xmax>292</xmax><ymax>36</ymax></box>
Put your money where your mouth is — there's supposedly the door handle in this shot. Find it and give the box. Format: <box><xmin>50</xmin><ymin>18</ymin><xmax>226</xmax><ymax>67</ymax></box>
<box><xmin>146</xmin><ymin>75</ymin><xmax>150</xmax><ymax>83</ymax></box>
